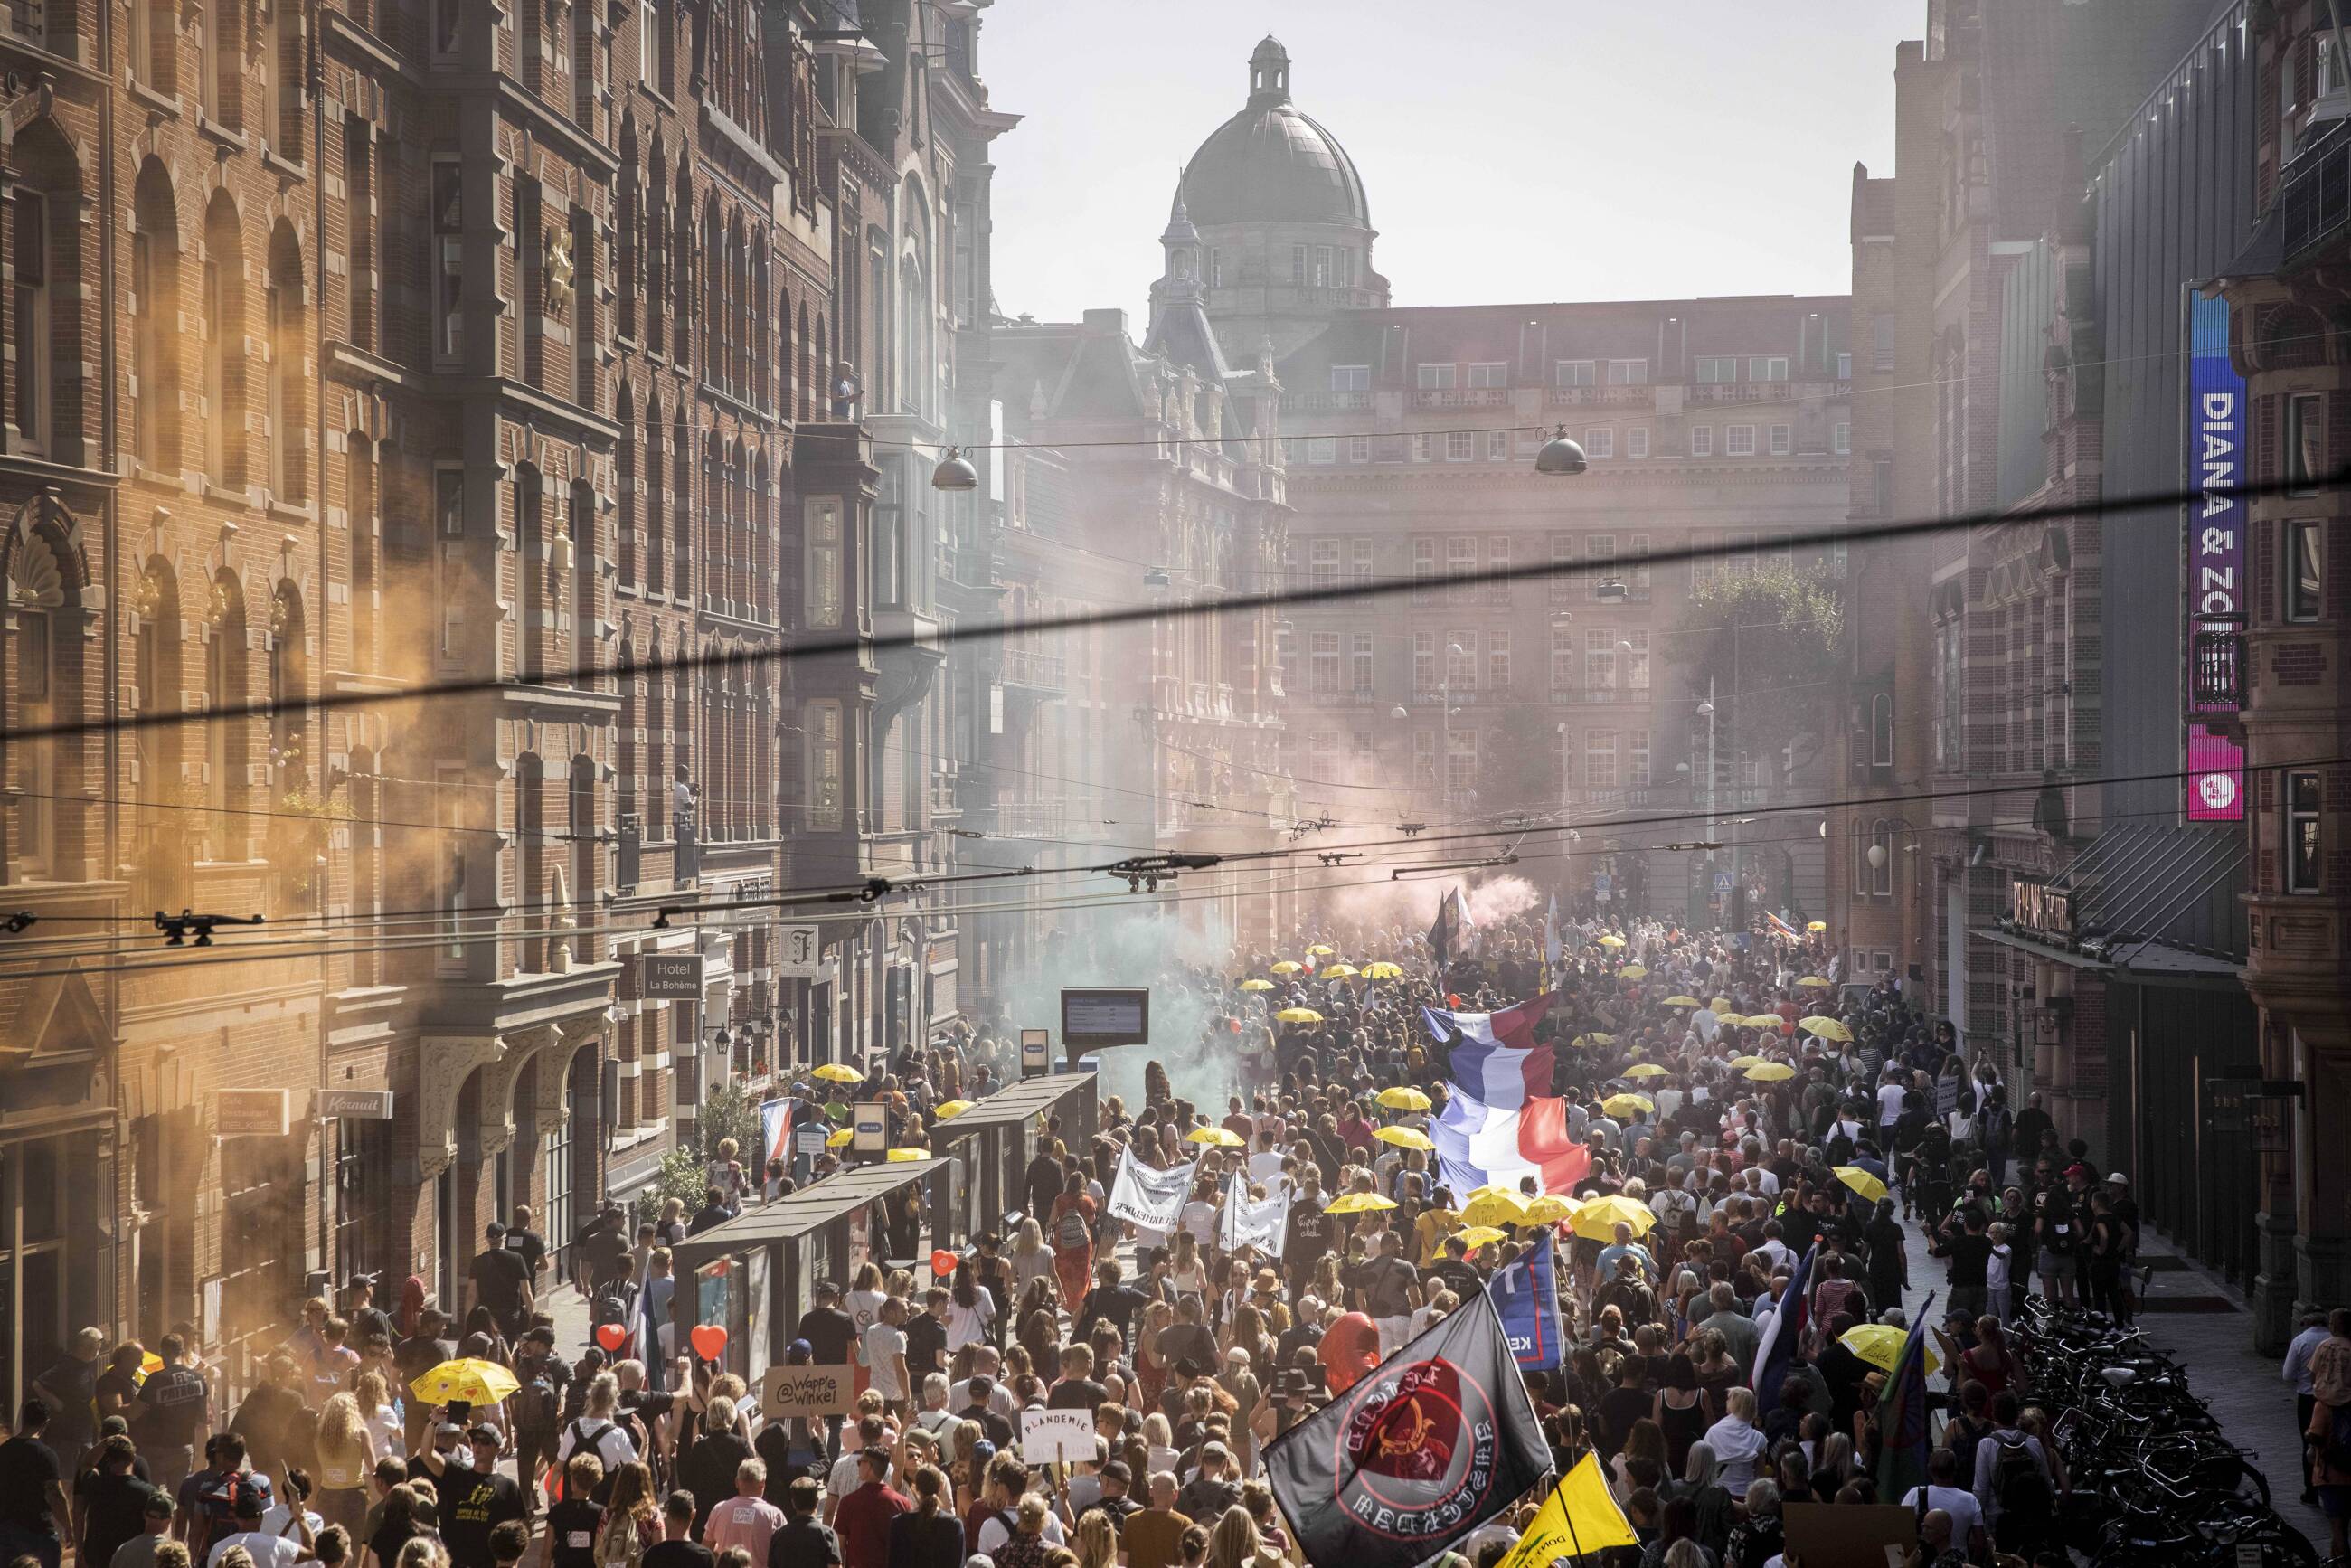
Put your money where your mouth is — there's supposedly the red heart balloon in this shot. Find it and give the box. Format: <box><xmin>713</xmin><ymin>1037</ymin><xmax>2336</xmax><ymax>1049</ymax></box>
<box><xmin>594</xmin><ymin>1323</ymin><xmax>627</xmax><ymax>1353</ymax></box>
<box><xmin>930</xmin><ymin>1249</ymin><xmax>957</xmax><ymax>1277</ymax></box>
<box><xmin>689</xmin><ymin>1324</ymin><xmax>728</xmax><ymax>1362</ymax></box>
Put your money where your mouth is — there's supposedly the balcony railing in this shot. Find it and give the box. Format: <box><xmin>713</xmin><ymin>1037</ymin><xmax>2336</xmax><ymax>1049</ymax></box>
<box><xmin>1549</xmin><ymin>686</ymin><xmax>1652</xmax><ymax>705</ymax></box>
<box><xmin>1413</xmin><ymin>387</ymin><xmax>1514</xmax><ymax>410</ymax></box>
<box><xmin>2192</xmin><ymin>624</ymin><xmax>2245</xmax><ymax>712</ymax></box>
<box><xmin>2282</xmin><ymin>115</ymin><xmax>2351</xmax><ymax>264</ymax></box>
<box><xmin>996</xmin><ymin>798</ymin><xmax>1068</xmax><ymax>839</ymax></box>
<box><xmin>1546</xmin><ymin>385</ymin><xmax>1657</xmax><ymax>408</ymax></box>
<box><xmin>1687</xmin><ymin>382</ymin><xmax>1794</xmax><ymax>404</ymax></box>
<box><xmin>1282</xmin><ymin>391</ymin><xmax>1374</xmax><ymax>414</ymax></box>
<box><xmin>999</xmin><ymin>647</ymin><xmax>1067</xmax><ymax>694</ymax></box>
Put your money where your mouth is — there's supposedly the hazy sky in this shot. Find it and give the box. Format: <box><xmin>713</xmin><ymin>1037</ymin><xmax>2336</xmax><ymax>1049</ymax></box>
<box><xmin>979</xmin><ymin>1</ymin><xmax>1921</xmax><ymax>323</ymax></box>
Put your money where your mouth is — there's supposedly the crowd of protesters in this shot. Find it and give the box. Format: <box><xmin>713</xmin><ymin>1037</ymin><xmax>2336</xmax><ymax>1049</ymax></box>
<box><xmin>0</xmin><ymin>893</ymin><xmax>2255</xmax><ymax>1568</ymax></box>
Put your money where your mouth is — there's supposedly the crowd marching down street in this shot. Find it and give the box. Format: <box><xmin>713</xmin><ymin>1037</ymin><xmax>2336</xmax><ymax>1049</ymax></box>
<box><xmin>7</xmin><ymin>895</ymin><xmax>2342</xmax><ymax>1568</ymax></box>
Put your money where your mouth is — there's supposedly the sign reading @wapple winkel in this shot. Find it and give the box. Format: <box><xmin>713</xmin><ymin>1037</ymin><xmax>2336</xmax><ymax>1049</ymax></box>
<box><xmin>1264</xmin><ymin>1294</ymin><xmax>1548</xmax><ymax>1568</ymax></box>
<box><xmin>760</xmin><ymin>1364</ymin><xmax>855</xmax><ymax>1417</ymax></box>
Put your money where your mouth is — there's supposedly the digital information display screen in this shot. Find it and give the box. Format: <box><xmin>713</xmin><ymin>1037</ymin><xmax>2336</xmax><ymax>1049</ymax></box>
<box><xmin>1059</xmin><ymin>988</ymin><xmax>1150</xmax><ymax>1048</ymax></box>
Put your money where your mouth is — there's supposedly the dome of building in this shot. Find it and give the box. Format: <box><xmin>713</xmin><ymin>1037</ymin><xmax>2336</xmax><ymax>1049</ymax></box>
<box><xmin>1179</xmin><ymin>37</ymin><xmax>1370</xmax><ymax>230</ymax></box>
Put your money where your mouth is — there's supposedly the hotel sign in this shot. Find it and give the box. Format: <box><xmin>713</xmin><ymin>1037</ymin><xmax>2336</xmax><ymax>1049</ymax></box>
<box><xmin>2008</xmin><ymin>879</ymin><xmax>2073</xmax><ymax>942</ymax></box>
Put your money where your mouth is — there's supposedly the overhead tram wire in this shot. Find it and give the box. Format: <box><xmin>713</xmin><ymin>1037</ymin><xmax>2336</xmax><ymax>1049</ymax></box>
<box><xmin>0</xmin><ymin>779</ymin><xmax>2314</xmax><ymax>982</ymax></box>
<box><xmin>0</xmin><ymin>477</ymin><xmax>2309</xmax><ymax>751</ymax></box>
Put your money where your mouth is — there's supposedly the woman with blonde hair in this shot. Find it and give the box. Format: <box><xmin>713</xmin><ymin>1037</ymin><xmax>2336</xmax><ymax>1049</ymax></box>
<box><xmin>1010</xmin><ymin>1216</ymin><xmax>1057</xmax><ymax>1299</ymax></box>
<box><xmin>312</xmin><ymin>1392</ymin><xmax>375</xmax><ymax>1534</ymax></box>
<box><xmin>594</xmin><ymin>1461</ymin><xmax>658</xmax><ymax>1568</ymax></box>
<box><xmin>352</xmin><ymin>1371</ymin><xmax>401</xmax><ymax>1467</ymax></box>
<box><xmin>1137</xmin><ymin>1299</ymin><xmax>1176</xmax><ymax>1412</ymax></box>
<box><xmin>1204</xmin><ymin>1504</ymin><xmax>1280</xmax><ymax>1568</ymax></box>
<box><xmin>1071</xmin><ymin>1508</ymin><xmax>1119</xmax><ymax>1568</ymax></box>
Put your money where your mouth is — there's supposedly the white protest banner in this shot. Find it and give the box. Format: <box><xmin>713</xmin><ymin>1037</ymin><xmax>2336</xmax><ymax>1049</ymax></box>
<box><xmin>1218</xmin><ymin>1173</ymin><xmax>1291</xmax><ymax>1256</ymax></box>
<box><xmin>1019</xmin><ymin>1406</ymin><xmax>1097</xmax><ymax>1466</ymax></box>
<box><xmin>1105</xmin><ymin>1144</ymin><xmax>1194</xmax><ymax>1232</ymax></box>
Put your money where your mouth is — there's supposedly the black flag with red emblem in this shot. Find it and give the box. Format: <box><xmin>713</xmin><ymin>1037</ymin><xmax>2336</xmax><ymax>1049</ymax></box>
<box><xmin>1263</xmin><ymin>1293</ymin><xmax>1549</xmax><ymax>1568</ymax></box>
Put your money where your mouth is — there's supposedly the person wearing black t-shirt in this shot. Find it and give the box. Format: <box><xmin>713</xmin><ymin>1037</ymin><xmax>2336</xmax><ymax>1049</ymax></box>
<box><xmin>676</xmin><ymin>1401</ymin><xmax>752</xmax><ymax>1539</ymax></box>
<box><xmin>468</xmin><ymin>1225</ymin><xmax>533</xmax><ymax>1339</ymax></box>
<box><xmin>640</xmin><ymin>1492</ymin><xmax>714</xmax><ymax>1568</ymax></box>
<box><xmin>0</xmin><ymin>1399</ymin><xmax>69</xmax><ymax>1568</ymax></box>
<box><xmin>542</xmin><ymin>1456</ymin><xmax>604</xmax><ymax>1568</ymax></box>
<box><xmin>135</xmin><ymin>1337</ymin><xmax>212</xmax><ymax>1494</ymax></box>
<box><xmin>1937</xmin><ymin>1209</ymin><xmax>1995</xmax><ymax>1322</ymax></box>
<box><xmin>1282</xmin><ymin>1176</ymin><xmax>1332</xmax><ymax>1293</ymax></box>
<box><xmin>1072</xmin><ymin>1262</ymin><xmax>1149</xmax><ymax>1347</ymax></box>
<box><xmin>75</xmin><ymin>1435</ymin><xmax>163</xmax><ymax>1568</ymax></box>
<box><xmin>1425</xmin><ymin>1237</ymin><xmax>1484</xmax><ymax>1304</ymax></box>
<box><xmin>903</xmin><ymin>1292</ymin><xmax>949</xmax><ymax>1386</ymax></box>
<box><xmin>1045</xmin><ymin>1346</ymin><xmax>1108</xmax><ymax>1412</ymax></box>
<box><xmin>1593</xmin><ymin>1359</ymin><xmax>1653</xmax><ymax>1462</ymax></box>
<box><xmin>441</xmin><ymin>1429</ymin><xmax>527</xmax><ymax>1568</ymax></box>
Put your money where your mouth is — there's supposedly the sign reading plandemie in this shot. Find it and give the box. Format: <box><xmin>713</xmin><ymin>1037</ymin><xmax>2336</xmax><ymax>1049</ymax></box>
<box><xmin>2186</xmin><ymin>292</ymin><xmax>2245</xmax><ymax>822</ymax></box>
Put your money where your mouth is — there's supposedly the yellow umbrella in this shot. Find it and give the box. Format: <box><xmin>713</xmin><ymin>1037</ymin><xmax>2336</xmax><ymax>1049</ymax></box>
<box><xmin>1186</xmin><ymin>1126</ymin><xmax>1245</xmax><ymax>1148</ymax></box>
<box><xmin>1320</xmin><ymin>963</ymin><xmax>1360</xmax><ymax>979</ymax></box>
<box><xmin>1572</xmin><ymin>1032</ymin><xmax>1616</xmax><ymax>1047</ymax></box>
<box><xmin>1834</xmin><ymin>1166</ymin><xmax>1889</xmax><ymax>1204</ymax></box>
<box><xmin>1663</xmin><ymin>995</ymin><xmax>1703</xmax><ymax>1007</ymax></box>
<box><xmin>812</xmin><ymin>1063</ymin><xmax>864</xmax><ymax>1083</ymax></box>
<box><xmin>1796</xmin><ymin>976</ymin><xmax>1833</xmax><ymax>988</ymax></box>
<box><xmin>1710</xmin><ymin>997</ymin><xmax>1733</xmax><ymax>1012</ymax></box>
<box><xmin>1240</xmin><ymin>978</ymin><xmax>1274</xmax><ymax>992</ymax></box>
<box><xmin>1743</xmin><ymin>1015</ymin><xmax>1789</xmax><ymax>1030</ymax></box>
<box><xmin>1801</xmin><ymin>1015</ymin><xmax>1855</xmax><ymax>1043</ymax></box>
<box><xmin>1324</xmin><ymin>1192</ymin><xmax>1398</xmax><ymax>1215</ymax></box>
<box><xmin>411</xmin><ymin>1358</ymin><xmax>522</xmax><ymax>1407</ymax></box>
<box><xmin>1270</xmin><ymin>960</ymin><xmax>1306</xmax><ymax>975</ymax></box>
<box><xmin>133</xmin><ymin>1351</ymin><xmax>163</xmax><ymax>1385</ymax></box>
<box><xmin>1456</xmin><ymin>1225</ymin><xmax>1511</xmax><ymax>1250</ymax></box>
<box><xmin>1306</xmin><ymin>944</ymin><xmax>1336</xmax><ymax>957</ymax></box>
<box><xmin>1807</xmin><ymin>921</ymin><xmax>1827</xmax><ymax>932</ymax></box>
<box><xmin>1621</xmin><ymin>1063</ymin><xmax>1669</xmax><ymax>1079</ymax></box>
<box><xmin>1276</xmin><ymin>1006</ymin><xmax>1324</xmax><ymax>1024</ymax></box>
<box><xmin>1618</xmin><ymin>964</ymin><xmax>1648</xmax><ymax>979</ymax></box>
<box><xmin>1597</xmin><ymin>934</ymin><xmax>1627</xmax><ymax>949</ymax></box>
<box><xmin>1461</xmin><ymin>1188</ymin><xmax>1532</xmax><ymax>1227</ymax></box>
<box><xmin>826</xmin><ymin>1127</ymin><xmax>854</xmax><ymax>1148</ymax></box>
<box><xmin>886</xmin><ymin>1147</ymin><xmax>929</xmax><ymax>1163</ymax></box>
<box><xmin>1523</xmin><ymin>1195</ymin><xmax>1581</xmax><ymax>1225</ymax></box>
<box><xmin>1600</xmin><ymin>1092</ymin><xmax>1654</xmax><ymax>1118</ymax></box>
<box><xmin>1743</xmin><ymin>1062</ymin><xmax>1798</xmax><ymax>1082</ymax></box>
<box><xmin>1727</xmin><ymin>1054</ymin><xmax>1770</xmax><ymax>1069</ymax></box>
<box><xmin>1376</xmin><ymin>1086</ymin><xmax>1432</xmax><ymax>1111</ymax></box>
<box><xmin>1840</xmin><ymin>1323</ymin><xmax>1941</xmax><ymax>1376</ymax></box>
<box><xmin>1375</xmin><ymin>1125</ymin><xmax>1436</xmax><ymax>1151</ymax></box>
<box><xmin>1363</xmin><ymin>962</ymin><xmax>1405</xmax><ymax>979</ymax></box>
<box><xmin>1571</xmin><ymin>1195</ymin><xmax>1657</xmax><ymax>1241</ymax></box>
<box><xmin>933</xmin><ymin>1099</ymin><xmax>976</xmax><ymax>1120</ymax></box>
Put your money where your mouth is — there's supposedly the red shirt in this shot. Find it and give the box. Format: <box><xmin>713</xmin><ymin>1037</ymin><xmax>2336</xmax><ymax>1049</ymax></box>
<box><xmin>831</xmin><ymin>1481</ymin><xmax>910</xmax><ymax>1568</ymax></box>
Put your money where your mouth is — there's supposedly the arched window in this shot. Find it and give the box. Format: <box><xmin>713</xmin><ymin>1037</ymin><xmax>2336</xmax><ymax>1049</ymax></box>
<box><xmin>348</xmin><ymin>437</ymin><xmax>380</xmax><ymax>673</ymax></box>
<box><xmin>643</xmin><ymin>398</ymin><xmax>665</xmax><ymax>588</ymax></box>
<box><xmin>515</xmin><ymin>752</ymin><xmax>546</xmax><ymax>971</ymax></box>
<box><xmin>268</xmin><ymin>222</ymin><xmax>305</xmax><ymax>501</ymax></box>
<box><xmin>132</xmin><ymin>558</ymin><xmax>186</xmax><ymax>902</ymax></box>
<box><xmin>618</xmin><ymin>631</ymin><xmax>641</xmax><ymax>829</ymax></box>
<box><xmin>516</xmin><ymin>465</ymin><xmax>546</xmax><ymax>681</ymax></box>
<box><xmin>645</xmin><ymin>628</ymin><xmax>666</xmax><ymax>837</ymax></box>
<box><xmin>569</xmin><ymin>480</ymin><xmax>596</xmax><ymax>684</ymax></box>
<box><xmin>569</xmin><ymin>754</ymin><xmax>597</xmax><ymax>964</ymax></box>
<box><xmin>203</xmin><ymin>192</ymin><xmax>245</xmax><ymax>486</ymax></box>
<box><xmin>814</xmin><ymin>317</ymin><xmax>828</xmax><ymax>418</ymax></box>
<box><xmin>751</xmin><ymin>249</ymin><xmax>770</xmax><ymax>410</ymax></box>
<box><xmin>206</xmin><ymin>571</ymin><xmax>250</xmax><ymax>861</ymax></box>
<box><xmin>4</xmin><ymin>511</ymin><xmax>88</xmax><ymax>883</ymax></box>
<box><xmin>200</xmin><ymin>0</ymin><xmax>224</xmax><ymax>121</ymax></box>
<box><xmin>130</xmin><ymin>0</ymin><xmax>175</xmax><ymax>94</ymax></box>
<box><xmin>702</xmin><ymin>202</ymin><xmax>723</xmax><ymax>380</ymax></box>
<box><xmin>12</xmin><ymin>124</ymin><xmax>82</xmax><ymax>460</ymax></box>
<box><xmin>1870</xmin><ymin>692</ymin><xmax>1893</xmax><ymax>769</ymax></box>
<box><xmin>672</xmin><ymin>162</ymin><xmax>694</xmax><ymax>363</ymax></box>
<box><xmin>132</xmin><ymin>160</ymin><xmax>181</xmax><ymax>472</ymax></box>
<box><xmin>671</xmin><ymin>409</ymin><xmax>691</xmax><ymax>600</ymax></box>
<box><xmin>618</xmin><ymin>125</ymin><xmax>640</xmax><ymax>341</ymax></box>
<box><xmin>644</xmin><ymin>177</ymin><xmax>665</xmax><ymax>353</ymax></box>
<box><xmin>269</xmin><ymin>581</ymin><xmax>308</xmax><ymax>784</ymax></box>
<box><xmin>617</xmin><ymin>383</ymin><xmax>638</xmax><ymax>587</ymax></box>
<box><xmin>794</xmin><ymin>298</ymin><xmax>809</xmax><ymax>422</ymax></box>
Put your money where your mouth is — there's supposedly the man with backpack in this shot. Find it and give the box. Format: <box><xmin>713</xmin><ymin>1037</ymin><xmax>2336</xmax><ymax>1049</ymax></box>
<box><xmin>1969</xmin><ymin>1390</ymin><xmax>2055</xmax><ymax>1555</ymax></box>
<box><xmin>510</xmin><ymin>1327</ymin><xmax>570</xmax><ymax>1511</ymax></box>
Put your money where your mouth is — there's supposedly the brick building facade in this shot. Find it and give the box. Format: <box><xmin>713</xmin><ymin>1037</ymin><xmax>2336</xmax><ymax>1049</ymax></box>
<box><xmin>0</xmin><ymin>0</ymin><xmax>1013</xmax><ymax>1406</ymax></box>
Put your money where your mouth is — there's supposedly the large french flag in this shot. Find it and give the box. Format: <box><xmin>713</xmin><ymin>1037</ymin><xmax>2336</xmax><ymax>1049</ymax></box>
<box><xmin>1426</xmin><ymin>995</ymin><xmax>1591</xmax><ymax>1197</ymax></box>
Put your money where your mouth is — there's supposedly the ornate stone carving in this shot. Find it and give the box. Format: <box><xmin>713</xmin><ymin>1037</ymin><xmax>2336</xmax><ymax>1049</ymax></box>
<box><xmin>414</xmin><ymin>1033</ymin><xmax>505</xmax><ymax>1179</ymax></box>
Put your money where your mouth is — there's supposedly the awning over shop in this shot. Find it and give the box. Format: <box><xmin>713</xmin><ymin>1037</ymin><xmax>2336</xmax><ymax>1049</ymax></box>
<box><xmin>1987</xmin><ymin>822</ymin><xmax>2247</xmax><ymax>981</ymax></box>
